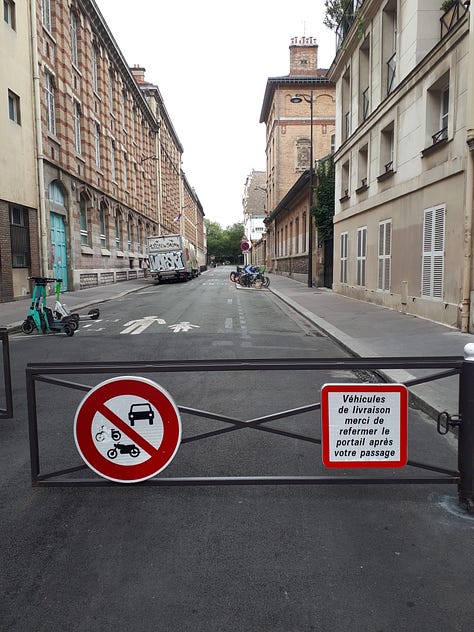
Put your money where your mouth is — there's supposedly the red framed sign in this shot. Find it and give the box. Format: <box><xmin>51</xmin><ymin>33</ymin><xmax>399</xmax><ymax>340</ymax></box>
<box><xmin>321</xmin><ymin>383</ymin><xmax>408</xmax><ymax>468</ymax></box>
<box><xmin>74</xmin><ymin>376</ymin><xmax>181</xmax><ymax>483</ymax></box>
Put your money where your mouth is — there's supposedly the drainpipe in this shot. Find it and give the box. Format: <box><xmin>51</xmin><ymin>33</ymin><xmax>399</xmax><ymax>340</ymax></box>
<box><xmin>462</xmin><ymin>4</ymin><xmax>474</xmax><ymax>333</ymax></box>
<box><xmin>30</xmin><ymin>0</ymin><xmax>49</xmax><ymax>277</ymax></box>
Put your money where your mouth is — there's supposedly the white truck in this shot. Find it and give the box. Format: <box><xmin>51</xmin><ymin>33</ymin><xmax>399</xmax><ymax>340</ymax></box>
<box><xmin>146</xmin><ymin>234</ymin><xmax>198</xmax><ymax>283</ymax></box>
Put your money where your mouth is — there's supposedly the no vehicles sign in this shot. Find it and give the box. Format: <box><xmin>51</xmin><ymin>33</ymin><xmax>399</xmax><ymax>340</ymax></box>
<box><xmin>74</xmin><ymin>376</ymin><xmax>181</xmax><ymax>483</ymax></box>
<box><xmin>321</xmin><ymin>383</ymin><xmax>408</xmax><ymax>468</ymax></box>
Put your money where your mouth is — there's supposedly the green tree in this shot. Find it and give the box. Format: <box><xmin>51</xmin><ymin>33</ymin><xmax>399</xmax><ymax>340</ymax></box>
<box><xmin>205</xmin><ymin>220</ymin><xmax>244</xmax><ymax>263</ymax></box>
<box><xmin>313</xmin><ymin>156</ymin><xmax>335</xmax><ymax>241</ymax></box>
<box><xmin>323</xmin><ymin>0</ymin><xmax>352</xmax><ymax>31</ymax></box>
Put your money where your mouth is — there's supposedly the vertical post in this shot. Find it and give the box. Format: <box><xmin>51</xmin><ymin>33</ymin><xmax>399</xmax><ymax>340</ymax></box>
<box><xmin>0</xmin><ymin>329</ymin><xmax>13</xmax><ymax>418</ymax></box>
<box><xmin>308</xmin><ymin>91</ymin><xmax>314</xmax><ymax>288</ymax></box>
<box><xmin>459</xmin><ymin>344</ymin><xmax>474</xmax><ymax>512</ymax></box>
<box><xmin>26</xmin><ymin>368</ymin><xmax>41</xmax><ymax>484</ymax></box>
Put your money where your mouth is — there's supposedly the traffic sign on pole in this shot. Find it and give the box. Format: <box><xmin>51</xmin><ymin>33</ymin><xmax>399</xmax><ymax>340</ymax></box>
<box><xmin>74</xmin><ymin>376</ymin><xmax>181</xmax><ymax>483</ymax></box>
<box><xmin>321</xmin><ymin>383</ymin><xmax>408</xmax><ymax>468</ymax></box>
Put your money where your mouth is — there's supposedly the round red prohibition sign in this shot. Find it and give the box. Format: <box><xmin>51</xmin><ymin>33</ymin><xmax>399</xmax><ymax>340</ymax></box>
<box><xmin>74</xmin><ymin>376</ymin><xmax>181</xmax><ymax>483</ymax></box>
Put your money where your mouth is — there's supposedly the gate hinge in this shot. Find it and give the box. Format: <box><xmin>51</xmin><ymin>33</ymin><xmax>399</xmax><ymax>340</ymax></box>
<box><xmin>437</xmin><ymin>411</ymin><xmax>462</xmax><ymax>435</ymax></box>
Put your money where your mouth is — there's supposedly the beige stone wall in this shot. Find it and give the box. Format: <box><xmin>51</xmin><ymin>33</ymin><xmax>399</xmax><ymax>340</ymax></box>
<box><xmin>329</xmin><ymin>0</ymin><xmax>471</xmax><ymax>328</ymax></box>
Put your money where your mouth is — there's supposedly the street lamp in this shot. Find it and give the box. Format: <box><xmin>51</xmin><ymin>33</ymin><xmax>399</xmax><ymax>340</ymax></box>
<box><xmin>291</xmin><ymin>91</ymin><xmax>314</xmax><ymax>288</ymax></box>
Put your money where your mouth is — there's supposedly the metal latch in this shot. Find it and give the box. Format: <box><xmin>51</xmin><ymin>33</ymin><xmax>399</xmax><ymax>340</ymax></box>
<box><xmin>437</xmin><ymin>411</ymin><xmax>461</xmax><ymax>435</ymax></box>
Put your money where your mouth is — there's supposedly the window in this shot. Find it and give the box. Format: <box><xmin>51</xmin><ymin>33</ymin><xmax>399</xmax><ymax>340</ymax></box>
<box><xmin>341</xmin><ymin>160</ymin><xmax>350</xmax><ymax>198</ymax></box>
<box><xmin>121</xmin><ymin>90</ymin><xmax>126</xmax><ymax>128</ymax></box>
<box><xmin>4</xmin><ymin>0</ymin><xmax>15</xmax><ymax>29</ymax></box>
<box><xmin>342</xmin><ymin>67</ymin><xmax>351</xmax><ymax>141</ymax></box>
<box><xmin>378</xmin><ymin>220</ymin><xmax>391</xmax><ymax>291</ymax></box>
<box><xmin>123</xmin><ymin>152</ymin><xmax>128</xmax><ymax>189</ymax></box>
<box><xmin>73</xmin><ymin>100</ymin><xmax>81</xmax><ymax>154</ymax></box>
<box><xmin>41</xmin><ymin>0</ymin><xmax>51</xmax><ymax>31</ymax></box>
<box><xmin>108</xmin><ymin>69</ymin><xmax>114</xmax><ymax>111</ymax></box>
<box><xmin>380</xmin><ymin>122</ymin><xmax>394</xmax><ymax>174</ymax></box>
<box><xmin>8</xmin><ymin>90</ymin><xmax>20</xmax><ymax>124</ymax></box>
<box><xmin>79</xmin><ymin>195</ymin><xmax>88</xmax><ymax>246</ymax></box>
<box><xmin>356</xmin><ymin>227</ymin><xmax>367</xmax><ymax>286</ymax></box>
<box><xmin>330</xmin><ymin>133</ymin><xmax>336</xmax><ymax>154</ymax></box>
<box><xmin>340</xmin><ymin>232</ymin><xmax>348</xmax><ymax>283</ymax></box>
<box><xmin>426</xmin><ymin>73</ymin><xmax>450</xmax><ymax>146</ymax></box>
<box><xmin>45</xmin><ymin>72</ymin><xmax>55</xmax><ymax>134</ymax></box>
<box><xmin>358</xmin><ymin>144</ymin><xmax>368</xmax><ymax>189</ymax></box>
<box><xmin>422</xmin><ymin>206</ymin><xmax>445</xmax><ymax>299</ymax></box>
<box><xmin>10</xmin><ymin>205</ymin><xmax>30</xmax><ymax>267</ymax></box>
<box><xmin>94</xmin><ymin>122</ymin><xmax>101</xmax><ymax>168</ymax></box>
<box><xmin>296</xmin><ymin>138</ymin><xmax>311</xmax><ymax>171</ymax></box>
<box><xmin>383</xmin><ymin>2</ymin><xmax>397</xmax><ymax>96</ymax></box>
<box><xmin>70</xmin><ymin>11</ymin><xmax>78</xmax><ymax>67</ymax></box>
<box><xmin>359</xmin><ymin>37</ymin><xmax>370</xmax><ymax>124</ymax></box>
<box><xmin>115</xmin><ymin>212</ymin><xmax>122</xmax><ymax>250</ymax></box>
<box><xmin>99</xmin><ymin>203</ymin><xmax>107</xmax><ymax>249</ymax></box>
<box><xmin>92</xmin><ymin>47</ymin><xmax>99</xmax><ymax>93</ymax></box>
<box><xmin>127</xmin><ymin>216</ymin><xmax>132</xmax><ymax>251</ymax></box>
<box><xmin>110</xmin><ymin>140</ymin><xmax>116</xmax><ymax>181</ymax></box>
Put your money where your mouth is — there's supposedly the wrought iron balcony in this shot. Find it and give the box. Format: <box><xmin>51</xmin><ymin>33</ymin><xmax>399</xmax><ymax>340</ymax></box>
<box><xmin>440</xmin><ymin>1</ymin><xmax>469</xmax><ymax>38</ymax></box>
<box><xmin>432</xmin><ymin>127</ymin><xmax>448</xmax><ymax>145</ymax></box>
<box><xmin>336</xmin><ymin>0</ymin><xmax>365</xmax><ymax>50</ymax></box>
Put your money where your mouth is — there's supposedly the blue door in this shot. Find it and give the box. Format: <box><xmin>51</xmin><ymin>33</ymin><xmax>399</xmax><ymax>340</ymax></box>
<box><xmin>50</xmin><ymin>212</ymin><xmax>68</xmax><ymax>290</ymax></box>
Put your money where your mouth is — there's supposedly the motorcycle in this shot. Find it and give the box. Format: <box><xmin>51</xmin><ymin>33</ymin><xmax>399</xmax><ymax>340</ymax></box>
<box><xmin>107</xmin><ymin>443</ymin><xmax>140</xmax><ymax>459</ymax></box>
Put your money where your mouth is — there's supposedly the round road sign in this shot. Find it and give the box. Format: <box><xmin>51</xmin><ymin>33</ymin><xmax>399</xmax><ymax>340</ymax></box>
<box><xmin>74</xmin><ymin>376</ymin><xmax>181</xmax><ymax>483</ymax></box>
<box><xmin>241</xmin><ymin>241</ymin><xmax>250</xmax><ymax>252</ymax></box>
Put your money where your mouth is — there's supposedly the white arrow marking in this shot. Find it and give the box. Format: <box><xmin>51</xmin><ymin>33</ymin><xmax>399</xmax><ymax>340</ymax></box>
<box><xmin>120</xmin><ymin>316</ymin><xmax>166</xmax><ymax>335</ymax></box>
<box><xmin>168</xmin><ymin>322</ymin><xmax>200</xmax><ymax>333</ymax></box>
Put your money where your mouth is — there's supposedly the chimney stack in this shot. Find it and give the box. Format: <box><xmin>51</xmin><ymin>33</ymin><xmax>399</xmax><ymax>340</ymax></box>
<box><xmin>289</xmin><ymin>36</ymin><xmax>318</xmax><ymax>76</ymax></box>
<box><xmin>131</xmin><ymin>64</ymin><xmax>146</xmax><ymax>83</ymax></box>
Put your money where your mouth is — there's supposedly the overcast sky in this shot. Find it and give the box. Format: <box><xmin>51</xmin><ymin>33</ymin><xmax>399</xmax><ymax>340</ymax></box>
<box><xmin>95</xmin><ymin>0</ymin><xmax>336</xmax><ymax>228</ymax></box>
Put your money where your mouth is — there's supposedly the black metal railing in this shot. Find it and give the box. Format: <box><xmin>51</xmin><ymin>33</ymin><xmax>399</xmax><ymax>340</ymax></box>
<box><xmin>440</xmin><ymin>1</ymin><xmax>469</xmax><ymax>37</ymax></box>
<box><xmin>0</xmin><ymin>329</ymin><xmax>13</xmax><ymax>419</ymax></box>
<box><xmin>25</xmin><ymin>354</ymin><xmax>474</xmax><ymax>513</ymax></box>
<box><xmin>336</xmin><ymin>0</ymin><xmax>366</xmax><ymax>49</ymax></box>
<box><xmin>432</xmin><ymin>127</ymin><xmax>448</xmax><ymax>145</ymax></box>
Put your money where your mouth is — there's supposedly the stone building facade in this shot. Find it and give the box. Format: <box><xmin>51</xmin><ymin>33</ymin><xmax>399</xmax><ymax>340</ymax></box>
<box><xmin>259</xmin><ymin>37</ymin><xmax>336</xmax><ymax>284</ymax></box>
<box><xmin>1</xmin><ymin>0</ymin><xmax>40</xmax><ymax>301</ymax></box>
<box><xmin>0</xmin><ymin>0</ymin><xmax>205</xmax><ymax>300</ymax></box>
<box><xmin>328</xmin><ymin>0</ymin><xmax>474</xmax><ymax>330</ymax></box>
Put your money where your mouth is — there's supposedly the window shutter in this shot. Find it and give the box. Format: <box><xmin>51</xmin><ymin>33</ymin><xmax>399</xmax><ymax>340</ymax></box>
<box><xmin>422</xmin><ymin>206</ymin><xmax>444</xmax><ymax>299</ymax></box>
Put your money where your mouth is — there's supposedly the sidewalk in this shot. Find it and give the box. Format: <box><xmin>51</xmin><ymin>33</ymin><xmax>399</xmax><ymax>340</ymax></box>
<box><xmin>1</xmin><ymin>271</ymin><xmax>471</xmax><ymax>418</ymax></box>
<box><xmin>267</xmin><ymin>273</ymin><xmax>474</xmax><ymax>419</ymax></box>
<box><xmin>0</xmin><ymin>277</ymin><xmax>152</xmax><ymax>333</ymax></box>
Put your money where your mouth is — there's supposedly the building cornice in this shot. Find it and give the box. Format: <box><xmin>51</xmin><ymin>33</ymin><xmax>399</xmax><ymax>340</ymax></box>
<box><xmin>259</xmin><ymin>75</ymin><xmax>333</xmax><ymax>123</ymax></box>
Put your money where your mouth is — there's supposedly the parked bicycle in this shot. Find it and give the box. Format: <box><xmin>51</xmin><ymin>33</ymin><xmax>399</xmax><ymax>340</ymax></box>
<box><xmin>229</xmin><ymin>265</ymin><xmax>270</xmax><ymax>288</ymax></box>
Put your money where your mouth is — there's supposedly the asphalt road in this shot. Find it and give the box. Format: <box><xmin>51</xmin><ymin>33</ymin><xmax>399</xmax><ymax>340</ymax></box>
<box><xmin>1</xmin><ymin>267</ymin><xmax>474</xmax><ymax>632</ymax></box>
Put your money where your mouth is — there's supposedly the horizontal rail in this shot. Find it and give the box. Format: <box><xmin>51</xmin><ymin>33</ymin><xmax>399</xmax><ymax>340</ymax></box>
<box><xmin>26</xmin><ymin>356</ymin><xmax>464</xmax><ymax>374</ymax></box>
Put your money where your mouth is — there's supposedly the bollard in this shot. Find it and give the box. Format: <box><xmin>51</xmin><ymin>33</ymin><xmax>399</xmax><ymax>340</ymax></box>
<box><xmin>459</xmin><ymin>344</ymin><xmax>474</xmax><ymax>513</ymax></box>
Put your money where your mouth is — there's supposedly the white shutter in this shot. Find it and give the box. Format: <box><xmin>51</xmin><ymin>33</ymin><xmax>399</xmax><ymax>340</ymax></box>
<box><xmin>422</xmin><ymin>206</ymin><xmax>444</xmax><ymax>299</ymax></box>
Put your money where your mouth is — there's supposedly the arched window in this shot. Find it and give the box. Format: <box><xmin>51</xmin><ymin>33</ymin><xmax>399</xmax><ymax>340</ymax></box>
<box><xmin>99</xmin><ymin>202</ymin><xmax>108</xmax><ymax>249</ymax></box>
<box><xmin>80</xmin><ymin>193</ymin><xmax>88</xmax><ymax>245</ymax></box>
<box><xmin>49</xmin><ymin>181</ymin><xmax>64</xmax><ymax>206</ymax></box>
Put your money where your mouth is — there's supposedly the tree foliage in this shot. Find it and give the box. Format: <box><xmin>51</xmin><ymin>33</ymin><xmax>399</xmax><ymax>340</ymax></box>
<box><xmin>323</xmin><ymin>0</ymin><xmax>352</xmax><ymax>31</ymax></box>
<box><xmin>205</xmin><ymin>220</ymin><xmax>244</xmax><ymax>263</ymax></box>
<box><xmin>313</xmin><ymin>156</ymin><xmax>335</xmax><ymax>242</ymax></box>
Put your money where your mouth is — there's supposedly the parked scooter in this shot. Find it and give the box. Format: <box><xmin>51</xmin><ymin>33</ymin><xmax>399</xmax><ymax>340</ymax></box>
<box><xmin>21</xmin><ymin>277</ymin><xmax>77</xmax><ymax>336</ymax></box>
<box><xmin>52</xmin><ymin>279</ymin><xmax>100</xmax><ymax>323</ymax></box>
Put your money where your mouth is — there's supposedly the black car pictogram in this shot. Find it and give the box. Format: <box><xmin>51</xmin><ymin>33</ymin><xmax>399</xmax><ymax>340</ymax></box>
<box><xmin>128</xmin><ymin>402</ymin><xmax>154</xmax><ymax>426</ymax></box>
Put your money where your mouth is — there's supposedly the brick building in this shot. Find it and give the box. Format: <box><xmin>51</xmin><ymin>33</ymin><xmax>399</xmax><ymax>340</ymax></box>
<box><xmin>1</xmin><ymin>0</ymin><xmax>205</xmax><ymax>300</ymax></box>
<box><xmin>259</xmin><ymin>37</ymin><xmax>336</xmax><ymax>285</ymax></box>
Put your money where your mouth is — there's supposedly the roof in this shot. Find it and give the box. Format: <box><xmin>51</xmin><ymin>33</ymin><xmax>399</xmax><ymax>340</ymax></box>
<box><xmin>259</xmin><ymin>72</ymin><xmax>333</xmax><ymax>123</ymax></box>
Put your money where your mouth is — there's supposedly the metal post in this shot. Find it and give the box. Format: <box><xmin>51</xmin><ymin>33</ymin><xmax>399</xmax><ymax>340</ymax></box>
<box><xmin>459</xmin><ymin>344</ymin><xmax>474</xmax><ymax>512</ymax></box>
<box><xmin>0</xmin><ymin>328</ymin><xmax>13</xmax><ymax>418</ymax></box>
<box><xmin>308</xmin><ymin>92</ymin><xmax>314</xmax><ymax>288</ymax></box>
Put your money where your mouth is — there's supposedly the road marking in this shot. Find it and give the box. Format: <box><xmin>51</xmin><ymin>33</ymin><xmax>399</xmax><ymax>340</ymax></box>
<box><xmin>120</xmin><ymin>316</ymin><xmax>166</xmax><ymax>335</ymax></box>
<box><xmin>168</xmin><ymin>322</ymin><xmax>200</xmax><ymax>333</ymax></box>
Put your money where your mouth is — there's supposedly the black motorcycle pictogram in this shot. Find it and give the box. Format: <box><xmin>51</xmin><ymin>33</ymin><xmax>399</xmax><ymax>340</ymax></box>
<box><xmin>106</xmin><ymin>443</ymin><xmax>140</xmax><ymax>459</ymax></box>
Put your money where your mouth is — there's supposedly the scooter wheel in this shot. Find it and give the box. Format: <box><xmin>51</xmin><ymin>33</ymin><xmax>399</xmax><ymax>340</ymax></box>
<box><xmin>64</xmin><ymin>325</ymin><xmax>74</xmax><ymax>337</ymax></box>
<box><xmin>21</xmin><ymin>319</ymin><xmax>35</xmax><ymax>335</ymax></box>
<box><xmin>67</xmin><ymin>319</ymin><xmax>78</xmax><ymax>331</ymax></box>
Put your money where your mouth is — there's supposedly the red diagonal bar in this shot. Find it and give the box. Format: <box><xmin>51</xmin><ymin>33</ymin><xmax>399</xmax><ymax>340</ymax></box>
<box><xmin>97</xmin><ymin>403</ymin><xmax>161</xmax><ymax>458</ymax></box>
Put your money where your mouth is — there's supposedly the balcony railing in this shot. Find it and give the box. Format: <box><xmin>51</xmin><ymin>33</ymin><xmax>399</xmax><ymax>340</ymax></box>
<box><xmin>440</xmin><ymin>1</ymin><xmax>469</xmax><ymax>38</ymax></box>
<box><xmin>362</xmin><ymin>87</ymin><xmax>369</xmax><ymax>121</ymax></box>
<box><xmin>387</xmin><ymin>52</ymin><xmax>396</xmax><ymax>94</ymax></box>
<box><xmin>336</xmin><ymin>0</ymin><xmax>366</xmax><ymax>50</ymax></box>
<box><xmin>432</xmin><ymin>127</ymin><xmax>448</xmax><ymax>145</ymax></box>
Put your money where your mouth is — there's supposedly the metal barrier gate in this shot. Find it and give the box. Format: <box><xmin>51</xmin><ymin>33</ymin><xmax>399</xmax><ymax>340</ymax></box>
<box><xmin>0</xmin><ymin>328</ymin><xmax>13</xmax><ymax>419</ymax></box>
<box><xmin>26</xmin><ymin>351</ymin><xmax>474</xmax><ymax>513</ymax></box>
